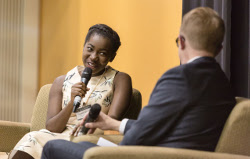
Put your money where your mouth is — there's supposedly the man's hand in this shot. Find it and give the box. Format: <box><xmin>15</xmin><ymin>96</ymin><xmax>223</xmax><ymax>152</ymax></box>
<box><xmin>85</xmin><ymin>112</ymin><xmax>121</xmax><ymax>132</ymax></box>
<box><xmin>71</xmin><ymin>112</ymin><xmax>121</xmax><ymax>136</ymax></box>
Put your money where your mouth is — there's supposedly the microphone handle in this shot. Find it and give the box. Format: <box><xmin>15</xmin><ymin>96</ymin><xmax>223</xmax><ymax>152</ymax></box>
<box><xmin>73</xmin><ymin>96</ymin><xmax>81</xmax><ymax>112</ymax></box>
<box><xmin>81</xmin><ymin>78</ymin><xmax>88</xmax><ymax>84</ymax></box>
<box><xmin>80</xmin><ymin>116</ymin><xmax>95</xmax><ymax>135</ymax></box>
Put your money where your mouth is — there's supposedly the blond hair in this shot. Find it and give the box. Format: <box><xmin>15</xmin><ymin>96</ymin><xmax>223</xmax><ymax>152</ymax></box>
<box><xmin>180</xmin><ymin>7</ymin><xmax>225</xmax><ymax>55</ymax></box>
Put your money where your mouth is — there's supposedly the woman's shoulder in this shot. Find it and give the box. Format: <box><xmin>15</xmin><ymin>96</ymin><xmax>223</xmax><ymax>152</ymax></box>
<box><xmin>68</xmin><ymin>66</ymin><xmax>82</xmax><ymax>76</ymax></box>
<box><xmin>54</xmin><ymin>75</ymin><xmax>66</xmax><ymax>83</ymax></box>
<box><xmin>52</xmin><ymin>75</ymin><xmax>66</xmax><ymax>87</ymax></box>
<box><xmin>114</xmin><ymin>71</ymin><xmax>132</xmax><ymax>86</ymax></box>
<box><xmin>106</xmin><ymin>66</ymin><xmax>131</xmax><ymax>80</ymax></box>
<box><xmin>115</xmin><ymin>71</ymin><xmax>131</xmax><ymax>79</ymax></box>
<box><xmin>48</xmin><ymin>75</ymin><xmax>66</xmax><ymax>94</ymax></box>
<box><xmin>53</xmin><ymin>66</ymin><xmax>81</xmax><ymax>85</ymax></box>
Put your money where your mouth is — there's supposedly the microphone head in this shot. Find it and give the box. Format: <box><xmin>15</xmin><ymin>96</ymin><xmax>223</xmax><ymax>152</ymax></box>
<box><xmin>81</xmin><ymin>67</ymin><xmax>92</xmax><ymax>83</ymax></box>
<box><xmin>89</xmin><ymin>104</ymin><xmax>101</xmax><ymax>119</ymax></box>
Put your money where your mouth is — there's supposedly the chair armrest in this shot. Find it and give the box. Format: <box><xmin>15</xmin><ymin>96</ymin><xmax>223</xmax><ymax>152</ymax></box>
<box><xmin>83</xmin><ymin>146</ymin><xmax>250</xmax><ymax>159</ymax></box>
<box><xmin>0</xmin><ymin>120</ymin><xmax>30</xmax><ymax>152</ymax></box>
<box><xmin>71</xmin><ymin>134</ymin><xmax>123</xmax><ymax>145</ymax></box>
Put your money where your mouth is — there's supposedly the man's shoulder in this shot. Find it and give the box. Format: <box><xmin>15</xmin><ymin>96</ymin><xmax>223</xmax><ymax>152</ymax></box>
<box><xmin>164</xmin><ymin>64</ymin><xmax>183</xmax><ymax>74</ymax></box>
<box><xmin>155</xmin><ymin>65</ymin><xmax>188</xmax><ymax>89</ymax></box>
<box><xmin>165</xmin><ymin>57</ymin><xmax>218</xmax><ymax>74</ymax></box>
<box><xmin>161</xmin><ymin>64</ymin><xmax>187</xmax><ymax>78</ymax></box>
<box><xmin>160</xmin><ymin>57</ymin><xmax>221</xmax><ymax>86</ymax></box>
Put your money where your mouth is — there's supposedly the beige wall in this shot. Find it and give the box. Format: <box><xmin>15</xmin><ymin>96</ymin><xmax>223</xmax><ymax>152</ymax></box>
<box><xmin>21</xmin><ymin>0</ymin><xmax>40</xmax><ymax>122</ymax></box>
<box><xmin>40</xmin><ymin>0</ymin><xmax>182</xmax><ymax>107</ymax></box>
<box><xmin>0</xmin><ymin>0</ymin><xmax>40</xmax><ymax>122</ymax></box>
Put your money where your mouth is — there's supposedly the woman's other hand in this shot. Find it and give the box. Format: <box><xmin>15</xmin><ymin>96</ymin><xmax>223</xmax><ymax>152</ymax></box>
<box><xmin>71</xmin><ymin>113</ymin><xmax>89</xmax><ymax>137</ymax></box>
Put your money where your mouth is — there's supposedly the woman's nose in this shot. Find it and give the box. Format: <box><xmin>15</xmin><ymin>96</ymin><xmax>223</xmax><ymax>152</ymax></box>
<box><xmin>90</xmin><ymin>52</ymin><xmax>98</xmax><ymax>61</ymax></box>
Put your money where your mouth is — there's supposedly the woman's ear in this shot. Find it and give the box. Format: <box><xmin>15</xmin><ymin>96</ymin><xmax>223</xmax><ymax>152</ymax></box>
<box><xmin>109</xmin><ymin>53</ymin><xmax>116</xmax><ymax>62</ymax></box>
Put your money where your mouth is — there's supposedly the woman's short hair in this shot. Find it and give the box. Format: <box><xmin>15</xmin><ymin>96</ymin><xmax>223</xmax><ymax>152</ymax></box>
<box><xmin>180</xmin><ymin>7</ymin><xmax>225</xmax><ymax>54</ymax></box>
<box><xmin>84</xmin><ymin>24</ymin><xmax>121</xmax><ymax>54</ymax></box>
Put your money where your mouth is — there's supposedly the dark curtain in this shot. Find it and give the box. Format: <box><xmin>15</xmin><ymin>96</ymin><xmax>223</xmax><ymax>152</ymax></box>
<box><xmin>182</xmin><ymin>0</ymin><xmax>250</xmax><ymax>98</ymax></box>
<box><xmin>230</xmin><ymin>1</ymin><xmax>250</xmax><ymax>97</ymax></box>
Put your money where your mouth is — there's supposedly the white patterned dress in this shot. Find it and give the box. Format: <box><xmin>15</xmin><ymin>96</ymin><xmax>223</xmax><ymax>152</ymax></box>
<box><xmin>12</xmin><ymin>65</ymin><xmax>118</xmax><ymax>159</ymax></box>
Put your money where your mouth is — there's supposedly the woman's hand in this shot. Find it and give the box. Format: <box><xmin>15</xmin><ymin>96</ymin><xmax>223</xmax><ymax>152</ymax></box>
<box><xmin>71</xmin><ymin>122</ymin><xmax>82</xmax><ymax>137</ymax></box>
<box><xmin>70</xmin><ymin>82</ymin><xmax>90</xmax><ymax>102</ymax></box>
<box><xmin>71</xmin><ymin>113</ymin><xmax>92</xmax><ymax>137</ymax></box>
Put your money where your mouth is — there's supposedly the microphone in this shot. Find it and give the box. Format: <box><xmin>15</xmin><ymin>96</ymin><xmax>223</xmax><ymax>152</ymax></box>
<box><xmin>80</xmin><ymin>103</ymin><xmax>101</xmax><ymax>135</ymax></box>
<box><xmin>72</xmin><ymin>67</ymin><xmax>92</xmax><ymax>113</ymax></box>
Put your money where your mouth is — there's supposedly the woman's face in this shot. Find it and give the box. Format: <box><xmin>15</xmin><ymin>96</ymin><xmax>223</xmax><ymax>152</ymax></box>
<box><xmin>82</xmin><ymin>34</ymin><xmax>115</xmax><ymax>76</ymax></box>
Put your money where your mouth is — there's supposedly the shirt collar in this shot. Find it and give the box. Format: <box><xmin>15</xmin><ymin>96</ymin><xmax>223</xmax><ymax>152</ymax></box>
<box><xmin>187</xmin><ymin>56</ymin><xmax>202</xmax><ymax>63</ymax></box>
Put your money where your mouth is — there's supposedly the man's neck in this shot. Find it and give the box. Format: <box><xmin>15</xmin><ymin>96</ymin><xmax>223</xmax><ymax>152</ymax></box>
<box><xmin>187</xmin><ymin>56</ymin><xmax>202</xmax><ymax>63</ymax></box>
<box><xmin>182</xmin><ymin>50</ymin><xmax>214</xmax><ymax>64</ymax></box>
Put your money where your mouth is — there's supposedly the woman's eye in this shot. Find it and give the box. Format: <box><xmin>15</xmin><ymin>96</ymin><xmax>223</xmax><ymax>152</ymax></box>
<box><xmin>87</xmin><ymin>47</ymin><xmax>93</xmax><ymax>51</ymax></box>
<box><xmin>99</xmin><ymin>52</ymin><xmax>107</xmax><ymax>56</ymax></box>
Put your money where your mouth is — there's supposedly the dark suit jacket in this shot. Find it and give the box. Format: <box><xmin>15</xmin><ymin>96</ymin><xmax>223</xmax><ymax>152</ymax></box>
<box><xmin>120</xmin><ymin>57</ymin><xmax>236</xmax><ymax>151</ymax></box>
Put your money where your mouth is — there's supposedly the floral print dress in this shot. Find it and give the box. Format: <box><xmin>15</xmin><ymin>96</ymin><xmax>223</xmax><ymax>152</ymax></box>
<box><xmin>12</xmin><ymin>65</ymin><xmax>118</xmax><ymax>159</ymax></box>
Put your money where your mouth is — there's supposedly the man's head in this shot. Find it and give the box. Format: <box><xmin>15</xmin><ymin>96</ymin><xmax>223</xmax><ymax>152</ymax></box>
<box><xmin>178</xmin><ymin>7</ymin><xmax>225</xmax><ymax>64</ymax></box>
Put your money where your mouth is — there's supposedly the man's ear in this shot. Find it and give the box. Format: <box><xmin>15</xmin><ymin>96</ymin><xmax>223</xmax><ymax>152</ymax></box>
<box><xmin>180</xmin><ymin>36</ymin><xmax>185</xmax><ymax>50</ymax></box>
<box><xmin>109</xmin><ymin>53</ymin><xmax>116</xmax><ymax>62</ymax></box>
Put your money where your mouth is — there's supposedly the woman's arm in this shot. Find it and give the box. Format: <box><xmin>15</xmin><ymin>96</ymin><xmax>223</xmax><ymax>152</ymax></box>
<box><xmin>46</xmin><ymin>75</ymin><xmax>88</xmax><ymax>133</ymax></box>
<box><xmin>108</xmin><ymin>72</ymin><xmax>132</xmax><ymax>120</ymax></box>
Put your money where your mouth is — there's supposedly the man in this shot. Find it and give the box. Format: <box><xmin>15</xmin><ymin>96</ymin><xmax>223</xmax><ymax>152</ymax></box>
<box><xmin>41</xmin><ymin>7</ymin><xmax>236</xmax><ymax>159</ymax></box>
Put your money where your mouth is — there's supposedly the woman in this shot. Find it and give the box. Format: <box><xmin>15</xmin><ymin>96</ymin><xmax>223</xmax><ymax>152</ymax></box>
<box><xmin>9</xmin><ymin>24</ymin><xmax>132</xmax><ymax>159</ymax></box>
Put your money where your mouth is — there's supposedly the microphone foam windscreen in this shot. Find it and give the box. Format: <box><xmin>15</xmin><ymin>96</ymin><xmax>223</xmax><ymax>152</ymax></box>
<box><xmin>89</xmin><ymin>104</ymin><xmax>101</xmax><ymax>119</ymax></box>
<box><xmin>82</xmin><ymin>67</ymin><xmax>92</xmax><ymax>80</ymax></box>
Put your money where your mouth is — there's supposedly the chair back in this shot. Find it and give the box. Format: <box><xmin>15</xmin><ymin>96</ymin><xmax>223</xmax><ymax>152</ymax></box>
<box><xmin>215</xmin><ymin>97</ymin><xmax>250</xmax><ymax>156</ymax></box>
<box><xmin>30</xmin><ymin>84</ymin><xmax>142</xmax><ymax>131</ymax></box>
<box><xmin>30</xmin><ymin>84</ymin><xmax>51</xmax><ymax>131</ymax></box>
<box><xmin>122</xmin><ymin>88</ymin><xmax>142</xmax><ymax>120</ymax></box>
